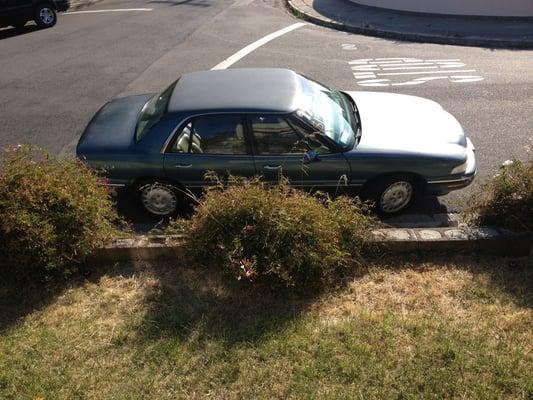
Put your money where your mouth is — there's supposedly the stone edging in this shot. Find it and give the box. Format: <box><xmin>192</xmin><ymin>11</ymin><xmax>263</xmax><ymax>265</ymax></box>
<box><xmin>90</xmin><ymin>227</ymin><xmax>533</xmax><ymax>264</ymax></box>
<box><xmin>285</xmin><ymin>0</ymin><xmax>533</xmax><ymax>49</ymax></box>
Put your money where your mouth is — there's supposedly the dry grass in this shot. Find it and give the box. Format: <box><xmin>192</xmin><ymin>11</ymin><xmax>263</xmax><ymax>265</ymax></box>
<box><xmin>0</xmin><ymin>255</ymin><xmax>531</xmax><ymax>399</ymax></box>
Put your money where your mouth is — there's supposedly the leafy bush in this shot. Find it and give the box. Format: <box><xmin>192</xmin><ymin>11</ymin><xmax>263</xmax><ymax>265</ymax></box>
<box><xmin>178</xmin><ymin>177</ymin><xmax>374</xmax><ymax>290</ymax></box>
<box><xmin>466</xmin><ymin>159</ymin><xmax>532</xmax><ymax>232</ymax></box>
<box><xmin>0</xmin><ymin>145</ymin><xmax>118</xmax><ymax>278</ymax></box>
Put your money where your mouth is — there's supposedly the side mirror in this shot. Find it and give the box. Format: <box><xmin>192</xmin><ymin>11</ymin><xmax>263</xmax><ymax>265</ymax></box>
<box><xmin>303</xmin><ymin>149</ymin><xmax>320</xmax><ymax>164</ymax></box>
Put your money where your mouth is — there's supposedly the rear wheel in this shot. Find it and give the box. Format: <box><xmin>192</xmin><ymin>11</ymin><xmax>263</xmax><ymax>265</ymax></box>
<box><xmin>136</xmin><ymin>181</ymin><xmax>181</xmax><ymax>219</ymax></box>
<box><xmin>34</xmin><ymin>3</ymin><xmax>57</xmax><ymax>28</ymax></box>
<box><xmin>369</xmin><ymin>175</ymin><xmax>417</xmax><ymax>216</ymax></box>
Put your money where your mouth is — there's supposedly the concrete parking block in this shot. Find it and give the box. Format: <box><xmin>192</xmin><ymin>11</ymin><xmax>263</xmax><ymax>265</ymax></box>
<box><xmin>443</xmin><ymin>229</ymin><xmax>470</xmax><ymax>240</ymax></box>
<box><xmin>383</xmin><ymin>229</ymin><xmax>413</xmax><ymax>241</ymax></box>
<box><xmin>418</xmin><ymin>230</ymin><xmax>443</xmax><ymax>240</ymax></box>
<box><xmin>88</xmin><ymin>226</ymin><xmax>532</xmax><ymax>265</ymax></box>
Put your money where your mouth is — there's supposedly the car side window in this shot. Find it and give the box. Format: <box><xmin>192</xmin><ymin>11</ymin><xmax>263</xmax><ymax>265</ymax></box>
<box><xmin>250</xmin><ymin>115</ymin><xmax>307</xmax><ymax>154</ymax></box>
<box><xmin>169</xmin><ymin>115</ymin><xmax>247</xmax><ymax>155</ymax></box>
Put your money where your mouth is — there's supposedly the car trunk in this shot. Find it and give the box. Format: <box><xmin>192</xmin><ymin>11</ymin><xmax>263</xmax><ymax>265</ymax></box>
<box><xmin>76</xmin><ymin>93</ymin><xmax>154</xmax><ymax>155</ymax></box>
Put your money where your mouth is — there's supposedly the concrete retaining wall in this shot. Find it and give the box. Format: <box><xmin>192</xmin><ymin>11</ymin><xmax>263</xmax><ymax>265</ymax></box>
<box><xmin>348</xmin><ymin>0</ymin><xmax>533</xmax><ymax>17</ymax></box>
<box><xmin>88</xmin><ymin>228</ymin><xmax>533</xmax><ymax>265</ymax></box>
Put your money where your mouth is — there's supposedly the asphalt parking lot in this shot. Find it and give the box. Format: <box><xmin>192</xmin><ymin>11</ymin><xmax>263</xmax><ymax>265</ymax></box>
<box><xmin>0</xmin><ymin>0</ymin><xmax>531</xmax><ymax>220</ymax></box>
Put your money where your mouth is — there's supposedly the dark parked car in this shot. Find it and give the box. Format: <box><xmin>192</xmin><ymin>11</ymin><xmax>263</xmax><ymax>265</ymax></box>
<box><xmin>77</xmin><ymin>68</ymin><xmax>476</xmax><ymax>217</ymax></box>
<box><xmin>0</xmin><ymin>0</ymin><xmax>70</xmax><ymax>29</ymax></box>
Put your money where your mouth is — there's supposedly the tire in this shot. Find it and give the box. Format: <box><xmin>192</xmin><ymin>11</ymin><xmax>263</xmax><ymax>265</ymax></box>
<box><xmin>135</xmin><ymin>181</ymin><xmax>182</xmax><ymax>219</ymax></box>
<box><xmin>34</xmin><ymin>3</ymin><xmax>57</xmax><ymax>28</ymax></box>
<box><xmin>368</xmin><ymin>175</ymin><xmax>417</xmax><ymax>216</ymax></box>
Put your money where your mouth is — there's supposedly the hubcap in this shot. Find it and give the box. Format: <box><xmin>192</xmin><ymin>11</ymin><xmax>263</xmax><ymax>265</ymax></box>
<box><xmin>141</xmin><ymin>184</ymin><xmax>177</xmax><ymax>216</ymax></box>
<box><xmin>40</xmin><ymin>8</ymin><xmax>55</xmax><ymax>25</ymax></box>
<box><xmin>379</xmin><ymin>181</ymin><xmax>413</xmax><ymax>213</ymax></box>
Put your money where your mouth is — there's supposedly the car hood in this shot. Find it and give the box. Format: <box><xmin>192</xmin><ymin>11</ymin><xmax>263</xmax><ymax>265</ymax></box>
<box><xmin>344</xmin><ymin>91</ymin><xmax>467</xmax><ymax>156</ymax></box>
<box><xmin>77</xmin><ymin>93</ymin><xmax>154</xmax><ymax>155</ymax></box>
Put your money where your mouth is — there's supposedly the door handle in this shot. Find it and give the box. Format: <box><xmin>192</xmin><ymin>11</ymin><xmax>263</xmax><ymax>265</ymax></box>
<box><xmin>175</xmin><ymin>163</ymin><xmax>192</xmax><ymax>168</ymax></box>
<box><xmin>263</xmin><ymin>165</ymin><xmax>282</xmax><ymax>170</ymax></box>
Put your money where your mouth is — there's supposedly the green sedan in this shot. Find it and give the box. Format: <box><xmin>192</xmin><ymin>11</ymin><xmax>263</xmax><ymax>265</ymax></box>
<box><xmin>77</xmin><ymin>68</ymin><xmax>476</xmax><ymax>218</ymax></box>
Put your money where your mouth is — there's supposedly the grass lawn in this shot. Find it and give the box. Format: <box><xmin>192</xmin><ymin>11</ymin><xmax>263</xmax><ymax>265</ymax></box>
<box><xmin>0</xmin><ymin>255</ymin><xmax>531</xmax><ymax>399</ymax></box>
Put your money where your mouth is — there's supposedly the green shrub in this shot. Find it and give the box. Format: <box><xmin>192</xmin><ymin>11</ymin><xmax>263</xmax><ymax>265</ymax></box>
<box><xmin>466</xmin><ymin>159</ymin><xmax>532</xmax><ymax>232</ymax></box>
<box><xmin>0</xmin><ymin>145</ymin><xmax>118</xmax><ymax>278</ymax></box>
<box><xmin>178</xmin><ymin>177</ymin><xmax>374</xmax><ymax>290</ymax></box>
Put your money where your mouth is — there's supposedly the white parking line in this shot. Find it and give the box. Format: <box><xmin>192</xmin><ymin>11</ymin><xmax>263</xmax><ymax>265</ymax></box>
<box><xmin>64</xmin><ymin>8</ymin><xmax>153</xmax><ymax>15</ymax></box>
<box><xmin>211</xmin><ymin>22</ymin><xmax>306</xmax><ymax>70</ymax></box>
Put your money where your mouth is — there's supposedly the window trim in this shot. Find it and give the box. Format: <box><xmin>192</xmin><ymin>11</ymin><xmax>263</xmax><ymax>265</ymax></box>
<box><xmin>164</xmin><ymin>113</ymin><xmax>252</xmax><ymax>156</ymax></box>
<box><xmin>246</xmin><ymin>114</ymin><xmax>307</xmax><ymax>156</ymax></box>
<box><xmin>161</xmin><ymin>111</ymin><xmax>289</xmax><ymax>154</ymax></box>
<box><xmin>246</xmin><ymin>113</ymin><xmax>337</xmax><ymax>156</ymax></box>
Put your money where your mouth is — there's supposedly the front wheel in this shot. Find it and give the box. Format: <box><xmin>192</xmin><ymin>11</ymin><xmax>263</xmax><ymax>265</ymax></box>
<box><xmin>370</xmin><ymin>176</ymin><xmax>417</xmax><ymax>216</ymax></box>
<box><xmin>137</xmin><ymin>182</ymin><xmax>180</xmax><ymax>219</ymax></box>
<box><xmin>34</xmin><ymin>3</ymin><xmax>57</xmax><ymax>28</ymax></box>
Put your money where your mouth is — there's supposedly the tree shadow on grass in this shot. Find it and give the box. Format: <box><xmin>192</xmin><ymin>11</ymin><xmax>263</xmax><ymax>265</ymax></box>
<box><xmin>1</xmin><ymin>253</ymin><xmax>530</xmax><ymax>343</ymax></box>
<box><xmin>131</xmin><ymin>253</ymin><xmax>533</xmax><ymax>350</ymax></box>
<box><xmin>0</xmin><ymin>257</ymin><xmax>310</xmax><ymax>344</ymax></box>
<box><xmin>135</xmin><ymin>262</ymin><xmax>315</xmax><ymax>347</ymax></box>
<box><xmin>0</xmin><ymin>261</ymin><xmax>133</xmax><ymax>333</ymax></box>
<box><xmin>0</xmin><ymin>273</ymin><xmax>73</xmax><ymax>333</ymax></box>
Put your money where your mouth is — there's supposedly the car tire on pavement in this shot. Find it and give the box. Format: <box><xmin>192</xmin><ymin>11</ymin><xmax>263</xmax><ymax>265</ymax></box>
<box><xmin>135</xmin><ymin>181</ymin><xmax>183</xmax><ymax>219</ymax></box>
<box><xmin>369</xmin><ymin>175</ymin><xmax>417</xmax><ymax>216</ymax></box>
<box><xmin>34</xmin><ymin>3</ymin><xmax>57</xmax><ymax>28</ymax></box>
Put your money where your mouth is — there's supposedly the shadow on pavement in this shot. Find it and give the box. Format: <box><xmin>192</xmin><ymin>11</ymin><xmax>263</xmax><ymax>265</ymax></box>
<box><xmin>115</xmin><ymin>187</ymin><xmax>453</xmax><ymax>234</ymax></box>
<box><xmin>297</xmin><ymin>0</ymin><xmax>533</xmax><ymax>48</ymax></box>
<box><xmin>148</xmin><ymin>0</ymin><xmax>212</xmax><ymax>7</ymax></box>
<box><xmin>0</xmin><ymin>24</ymin><xmax>41</xmax><ymax>40</ymax></box>
<box><xmin>114</xmin><ymin>186</ymin><xmax>453</xmax><ymax>233</ymax></box>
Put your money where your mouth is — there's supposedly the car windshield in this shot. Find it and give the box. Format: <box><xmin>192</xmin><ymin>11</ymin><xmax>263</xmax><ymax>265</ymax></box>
<box><xmin>297</xmin><ymin>76</ymin><xmax>356</xmax><ymax>149</ymax></box>
<box><xmin>135</xmin><ymin>81</ymin><xmax>177</xmax><ymax>141</ymax></box>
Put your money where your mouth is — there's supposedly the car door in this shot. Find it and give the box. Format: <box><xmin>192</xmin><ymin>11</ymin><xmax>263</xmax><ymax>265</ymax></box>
<box><xmin>248</xmin><ymin>114</ymin><xmax>351</xmax><ymax>192</ymax></box>
<box><xmin>0</xmin><ymin>0</ymin><xmax>32</xmax><ymax>18</ymax></box>
<box><xmin>163</xmin><ymin>114</ymin><xmax>256</xmax><ymax>191</ymax></box>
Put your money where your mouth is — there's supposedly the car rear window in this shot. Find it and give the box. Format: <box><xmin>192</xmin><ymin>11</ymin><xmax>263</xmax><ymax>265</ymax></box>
<box><xmin>135</xmin><ymin>80</ymin><xmax>177</xmax><ymax>142</ymax></box>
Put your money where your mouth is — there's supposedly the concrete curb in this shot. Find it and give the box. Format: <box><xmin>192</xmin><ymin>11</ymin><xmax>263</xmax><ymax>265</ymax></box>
<box><xmin>90</xmin><ymin>228</ymin><xmax>533</xmax><ymax>264</ymax></box>
<box><xmin>69</xmin><ymin>0</ymin><xmax>104</xmax><ymax>11</ymax></box>
<box><xmin>285</xmin><ymin>0</ymin><xmax>533</xmax><ymax>49</ymax></box>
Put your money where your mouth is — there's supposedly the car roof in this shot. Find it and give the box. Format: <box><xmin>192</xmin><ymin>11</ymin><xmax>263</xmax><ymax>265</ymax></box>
<box><xmin>167</xmin><ymin>68</ymin><xmax>303</xmax><ymax>114</ymax></box>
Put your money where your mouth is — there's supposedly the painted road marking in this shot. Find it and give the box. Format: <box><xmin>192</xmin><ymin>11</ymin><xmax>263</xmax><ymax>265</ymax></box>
<box><xmin>64</xmin><ymin>8</ymin><xmax>153</xmax><ymax>15</ymax></box>
<box><xmin>211</xmin><ymin>22</ymin><xmax>306</xmax><ymax>70</ymax></box>
<box><xmin>348</xmin><ymin>58</ymin><xmax>484</xmax><ymax>87</ymax></box>
<box><xmin>341</xmin><ymin>43</ymin><xmax>358</xmax><ymax>51</ymax></box>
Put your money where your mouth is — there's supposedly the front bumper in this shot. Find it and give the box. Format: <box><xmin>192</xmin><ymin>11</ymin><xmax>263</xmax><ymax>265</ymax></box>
<box><xmin>426</xmin><ymin>138</ymin><xmax>477</xmax><ymax>195</ymax></box>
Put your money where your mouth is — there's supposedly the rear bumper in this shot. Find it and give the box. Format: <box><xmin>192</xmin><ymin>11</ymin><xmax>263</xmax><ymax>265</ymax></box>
<box><xmin>426</xmin><ymin>137</ymin><xmax>477</xmax><ymax>195</ymax></box>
